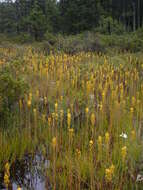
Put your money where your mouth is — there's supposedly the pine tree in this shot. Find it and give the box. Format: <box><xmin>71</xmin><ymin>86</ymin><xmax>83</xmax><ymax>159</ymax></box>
<box><xmin>28</xmin><ymin>1</ymin><xmax>47</xmax><ymax>40</ymax></box>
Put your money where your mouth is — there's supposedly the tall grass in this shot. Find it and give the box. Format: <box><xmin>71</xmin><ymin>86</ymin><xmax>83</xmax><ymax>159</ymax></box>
<box><xmin>0</xmin><ymin>46</ymin><xmax>143</xmax><ymax>189</ymax></box>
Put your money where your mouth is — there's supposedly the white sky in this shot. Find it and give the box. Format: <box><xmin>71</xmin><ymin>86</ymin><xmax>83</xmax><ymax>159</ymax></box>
<box><xmin>0</xmin><ymin>0</ymin><xmax>60</xmax><ymax>2</ymax></box>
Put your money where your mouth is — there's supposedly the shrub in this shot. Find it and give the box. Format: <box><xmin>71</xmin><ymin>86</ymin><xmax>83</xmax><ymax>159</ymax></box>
<box><xmin>96</xmin><ymin>16</ymin><xmax>125</xmax><ymax>35</ymax></box>
<box><xmin>0</xmin><ymin>66</ymin><xmax>28</xmax><ymax>127</ymax></box>
<box><xmin>14</xmin><ymin>33</ymin><xmax>34</xmax><ymax>44</ymax></box>
<box><xmin>44</xmin><ymin>32</ymin><xmax>57</xmax><ymax>46</ymax></box>
<box><xmin>57</xmin><ymin>32</ymin><xmax>106</xmax><ymax>54</ymax></box>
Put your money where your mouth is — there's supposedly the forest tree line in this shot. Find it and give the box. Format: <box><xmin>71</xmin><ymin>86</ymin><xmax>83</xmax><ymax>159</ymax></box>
<box><xmin>0</xmin><ymin>0</ymin><xmax>143</xmax><ymax>40</ymax></box>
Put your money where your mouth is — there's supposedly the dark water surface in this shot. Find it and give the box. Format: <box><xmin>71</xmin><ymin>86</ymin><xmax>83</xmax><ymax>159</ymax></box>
<box><xmin>0</xmin><ymin>152</ymin><xmax>50</xmax><ymax>190</ymax></box>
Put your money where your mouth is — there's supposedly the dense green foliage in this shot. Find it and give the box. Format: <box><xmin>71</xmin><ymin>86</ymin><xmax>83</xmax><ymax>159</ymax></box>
<box><xmin>0</xmin><ymin>0</ymin><xmax>143</xmax><ymax>40</ymax></box>
<box><xmin>0</xmin><ymin>55</ymin><xmax>28</xmax><ymax>127</ymax></box>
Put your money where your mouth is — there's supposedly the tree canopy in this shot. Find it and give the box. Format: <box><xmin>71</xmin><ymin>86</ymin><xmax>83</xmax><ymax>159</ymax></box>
<box><xmin>0</xmin><ymin>0</ymin><xmax>143</xmax><ymax>40</ymax></box>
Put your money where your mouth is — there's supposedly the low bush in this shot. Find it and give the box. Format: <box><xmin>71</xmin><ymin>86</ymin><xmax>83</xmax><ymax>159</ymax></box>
<box><xmin>14</xmin><ymin>33</ymin><xmax>34</xmax><ymax>44</ymax></box>
<box><xmin>1</xmin><ymin>28</ymin><xmax>143</xmax><ymax>53</ymax></box>
<box><xmin>0</xmin><ymin>64</ymin><xmax>28</xmax><ymax>127</ymax></box>
<box><xmin>57</xmin><ymin>32</ymin><xmax>106</xmax><ymax>54</ymax></box>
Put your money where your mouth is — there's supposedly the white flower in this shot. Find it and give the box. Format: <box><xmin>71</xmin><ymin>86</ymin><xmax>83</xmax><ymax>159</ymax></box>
<box><xmin>120</xmin><ymin>132</ymin><xmax>128</xmax><ymax>139</ymax></box>
<box><xmin>136</xmin><ymin>174</ymin><xmax>143</xmax><ymax>182</ymax></box>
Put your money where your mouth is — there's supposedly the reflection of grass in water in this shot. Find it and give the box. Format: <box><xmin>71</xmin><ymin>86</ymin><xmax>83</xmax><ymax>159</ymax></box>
<box><xmin>0</xmin><ymin>152</ymin><xmax>48</xmax><ymax>190</ymax></box>
<box><xmin>0</xmin><ymin>46</ymin><xmax>143</xmax><ymax>189</ymax></box>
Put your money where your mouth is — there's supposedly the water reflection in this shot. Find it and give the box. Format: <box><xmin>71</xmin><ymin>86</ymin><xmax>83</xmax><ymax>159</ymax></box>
<box><xmin>0</xmin><ymin>152</ymin><xmax>50</xmax><ymax>190</ymax></box>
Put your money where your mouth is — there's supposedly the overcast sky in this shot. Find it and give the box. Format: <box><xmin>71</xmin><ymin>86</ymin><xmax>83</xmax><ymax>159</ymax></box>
<box><xmin>0</xmin><ymin>0</ymin><xmax>59</xmax><ymax>1</ymax></box>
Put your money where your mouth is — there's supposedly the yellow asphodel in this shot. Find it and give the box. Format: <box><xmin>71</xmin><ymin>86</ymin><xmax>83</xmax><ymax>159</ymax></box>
<box><xmin>85</xmin><ymin>107</ymin><xmax>89</xmax><ymax>115</ymax></box>
<box><xmin>89</xmin><ymin>140</ymin><xmax>94</xmax><ymax>150</ymax></box>
<box><xmin>4</xmin><ymin>162</ymin><xmax>10</xmax><ymax>189</ymax></box>
<box><xmin>48</xmin><ymin>116</ymin><xmax>51</xmax><ymax>126</ymax></box>
<box><xmin>52</xmin><ymin>137</ymin><xmax>57</xmax><ymax>148</ymax></box>
<box><xmin>67</xmin><ymin>111</ymin><xmax>71</xmax><ymax>128</ymax></box>
<box><xmin>68</xmin><ymin>128</ymin><xmax>74</xmax><ymax>139</ymax></box>
<box><xmin>33</xmin><ymin>108</ymin><xmax>37</xmax><ymax>116</ymax></box>
<box><xmin>97</xmin><ymin>136</ymin><xmax>102</xmax><ymax>147</ymax></box>
<box><xmin>68</xmin><ymin>128</ymin><xmax>74</xmax><ymax>133</ymax></box>
<box><xmin>4</xmin><ymin>173</ymin><xmax>10</xmax><ymax>189</ymax></box>
<box><xmin>55</xmin><ymin>102</ymin><xmax>58</xmax><ymax>112</ymax></box>
<box><xmin>90</xmin><ymin>113</ymin><xmax>95</xmax><ymax>126</ymax></box>
<box><xmin>121</xmin><ymin>146</ymin><xmax>127</xmax><ymax>161</ymax></box>
<box><xmin>131</xmin><ymin>130</ymin><xmax>136</xmax><ymax>140</ymax></box>
<box><xmin>105</xmin><ymin>164</ymin><xmax>115</xmax><ymax>182</ymax></box>
<box><xmin>105</xmin><ymin>132</ymin><xmax>110</xmax><ymax>144</ymax></box>
<box><xmin>130</xmin><ymin>107</ymin><xmax>134</xmax><ymax>113</ymax></box>
<box><xmin>27</xmin><ymin>99</ymin><xmax>31</xmax><ymax>108</ymax></box>
<box><xmin>76</xmin><ymin>148</ymin><xmax>81</xmax><ymax>158</ymax></box>
<box><xmin>17</xmin><ymin>187</ymin><xmax>22</xmax><ymax>190</ymax></box>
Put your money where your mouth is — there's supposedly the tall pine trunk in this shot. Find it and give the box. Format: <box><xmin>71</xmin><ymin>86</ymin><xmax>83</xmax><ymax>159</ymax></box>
<box><xmin>138</xmin><ymin>0</ymin><xmax>140</xmax><ymax>28</ymax></box>
<box><xmin>132</xmin><ymin>2</ymin><xmax>136</xmax><ymax>31</ymax></box>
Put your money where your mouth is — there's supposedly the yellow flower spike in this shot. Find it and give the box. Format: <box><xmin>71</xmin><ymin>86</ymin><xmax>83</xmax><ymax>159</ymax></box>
<box><xmin>67</xmin><ymin>111</ymin><xmax>71</xmax><ymax>128</ymax></box>
<box><xmin>121</xmin><ymin>146</ymin><xmax>127</xmax><ymax>161</ymax></box>
<box><xmin>102</xmin><ymin>92</ymin><xmax>105</xmax><ymax>98</ymax></box>
<box><xmin>39</xmin><ymin>61</ymin><xmax>42</xmax><ymax>70</ymax></box>
<box><xmin>131</xmin><ymin>130</ymin><xmax>136</xmax><ymax>140</ymax></box>
<box><xmin>105</xmin><ymin>168</ymin><xmax>112</xmax><ymax>182</ymax></box>
<box><xmin>33</xmin><ymin>108</ymin><xmax>37</xmax><ymax>115</ymax></box>
<box><xmin>86</xmin><ymin>81</ymin><xmax>91</xmax><ymax>93</ymax></box>
<box><xmin>97</xmin><ymin>136</ymin><xmax>102</xmax><ymax>147</ymax></box>
<box><xmin>85</xmin><ymin>107</ymin><xmax>89</xmax><ymax>115</ymax></box>
<box><xmin>68</xmin><ymin>128</ymin><xmax>74</xmax><ymax>138</ymax></box>
<box><xmin>69</xmin><ymin>128</ymin><xmax>74</xmax><ymax>133</ymax></box>
<box><xmin>110</xmin><ymin>164</ymin><xmax>115</xmax><ymax>173</ymax></box>
<box><xmin>17</xmin><ymin>187</ymin><xmax>22</xmax><ymax>190</ymax></box>
<box><xmin>4</xmin><ymin>173</ymin><xmax>10</xmax><ymax>188</ymax></box>
<box><xmin>52</xmin><ymin>137</ymin><xmax>57</xmax><ymax>147</ymax></box>
<box><xmin>90</xmin><ymin>113</ymin><xmax>95</xmax><ymax>126</ymax></box>
<box><xmin>60</xmin><ymin>96</ymin><xmax>63</xmax><ymax>101</ymax></box>
<box><xmin>72</xmin><ymin>79</ymin><xmax>75</xmax><ymax>86</ymax></box>
<box><xmin>89</xmin><ymin>140</ymin><xmax>94</xmax><ymax>148</ymax></box>
<box><xmin>4</xmin><ymin>162</ymin><xmax>10</xmax><ymax>189</ymax></box>
<box><xmin>44</xmin><ymin>97</ymin><xmax>47</xmax><ymax>105</ymax></box>
<box><xmin>5</xmin><ymin>162</ymin><xmax>10</xmax><ymax>173</ymax></box>
<box><xmin>76</xmin><ymin>148</ymin><xmax>81</xmax><ymax>158</ymax></box>
<box><xmin>130</xmin><ymin>107</ymin><xmax>134</xmax><ymax>113</ymax></box>
<box><xmin>55</xmin><ymin>102</ymin><xmax>58</xmax><ymax>112</ymax></box>
<box><xmin>48</xmin><ymin>117</ymin><xmax>51</xmax><ymax>126</ymax></box>
<box><xmin>105</xmin><ymin>132</ymin><xmax>110</xmax><ymax>144</ymax></box>
<box><xmin>27</xmin><ymin>99</ymin><xmax>31</xmax><ymax>108</ymax></box>
<box><xmin>60</xmin><ymin>109</ymin><xmax>64</xmax><ymax>119</ymax></box>
<box><xmin>105</xmin><ymin>164</ymin><xmax>115</xmax><ymax>182</ymax></box>
<box><xmin>29</xmin><ymin>92</ymin><xmax>32</xmax><ymax>100</ymax></box>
